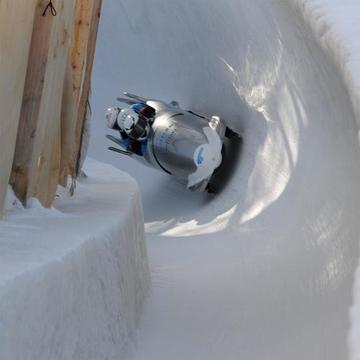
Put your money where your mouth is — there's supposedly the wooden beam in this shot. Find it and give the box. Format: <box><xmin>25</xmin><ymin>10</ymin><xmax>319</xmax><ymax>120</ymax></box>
<box><xmin>11</xmin><ymin>0</ymin><xmax>55</xmax><ymax>204</ymax></box>
<box><xmin>11</xmin><ymin>0</ymin><xmax>76</xmax><ymax>207</ymax></box>
<box><xmin>0</xmin><ymin>0</ymin><xmax>38</xmax><ymax>217</ymax></box>
<box><xmin>71</xmin><ymin>0</ymin><xmax>102</xmax><ymax>175</ymax></box>
<box><xmin>59</xmin><ymin>60</ymin><xmax>77</xmax><ymax>187</ymax></box>
<box><xmin>59</xmin><ymin>0</ymin><xmax>103</xmax><ymax>186</ymax></box>
<box><xmin>31</xmin><ymin>0</ymin><xmax>76</xmax><ymax>207</ymax></box>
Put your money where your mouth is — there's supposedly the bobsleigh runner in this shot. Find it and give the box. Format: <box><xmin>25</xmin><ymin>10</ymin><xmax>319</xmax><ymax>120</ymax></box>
<box><xmin>105</xmin><ymin>92</ymin><xmax>241</xmax><ymax>193</ymax></box>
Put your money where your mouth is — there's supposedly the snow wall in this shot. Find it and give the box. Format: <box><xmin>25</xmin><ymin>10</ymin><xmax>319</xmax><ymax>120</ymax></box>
<box><xmin>0</xmin><ymin>160</ymin><xmax>149</xmax><ymax>360</ymax></box>
<box><xmin>90</xmin><ymin>1</ymin><xmax>360</xmax><ymax>359</ymax></box>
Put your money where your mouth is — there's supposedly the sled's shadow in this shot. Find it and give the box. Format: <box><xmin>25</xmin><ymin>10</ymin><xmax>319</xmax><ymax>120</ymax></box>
<box><xmin>207</xmin><ymin>136</ymin><xmax>243</xmax><ymax>196</ymax></box>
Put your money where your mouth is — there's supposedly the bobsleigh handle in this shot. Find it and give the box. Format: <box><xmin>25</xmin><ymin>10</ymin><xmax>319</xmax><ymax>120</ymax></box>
<box><xmin>123</xmin><ymin>92</ymin><xmax>148</xmax><ymax>103</ymax></box>
<box><xmin>108</xmin><ymin>147</ymin><xmax>133</xmax><ymax>156</ymax></box>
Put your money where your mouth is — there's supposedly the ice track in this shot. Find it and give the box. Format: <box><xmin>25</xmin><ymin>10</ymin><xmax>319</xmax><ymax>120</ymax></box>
<box><xmin>90</xmin><ymin>1</ymin><xmax>360</xmax><ymax>359</ymax></box>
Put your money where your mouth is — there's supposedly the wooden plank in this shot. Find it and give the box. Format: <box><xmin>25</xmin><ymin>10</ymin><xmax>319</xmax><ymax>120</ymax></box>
<box><xmin>71</xmin><ymin>0</ymin><xmax>95</xmax><ymax>108</ymax></box>
<box><xmin>71</xmin><ymin>0</ymin><xmax>102</xmax><ymax>175</ymax></box>
<box><xmin>0</xmin><ymin>0</ymin><xmax>38</xmax><ymax>217</ymax></box>
<box><xmin>58</xmin><ymin>0</ymin><xmax>102</xmax><ymax>186</ymax></box>
<box><xmin>11</xmin><ymin>0</ymin><xmax>76</xmax><ymax>207</ymax></box>
<box><xmin>32</xmin><ymin>0</ymin><xmax>76</xmax><ymax>207</ymax></box>
<box><xmin>59</xmin><ymin>60</ymin><xmax>77</xmax><ymax>187</ymax></box>
<box><xmin>11</xmin><ymin>0</ymin><xmax>55</xmax><ymax>204</ymax></box>
<box><xmin>75</xmin><ymin>0</ymin><xmax>102</xmax><ymax>174</ymax></box>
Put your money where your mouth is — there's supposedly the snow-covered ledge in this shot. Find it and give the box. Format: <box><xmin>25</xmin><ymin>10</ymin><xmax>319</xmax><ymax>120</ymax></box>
<box><xmin>290</xmin><ymin>2</ymin><xmax>360</xmax><ymax>358</ymax></box>
<box><xmin>0</xmin><ymin>159</ymin><xmax>150</xmax><ymax>360</ymax></box>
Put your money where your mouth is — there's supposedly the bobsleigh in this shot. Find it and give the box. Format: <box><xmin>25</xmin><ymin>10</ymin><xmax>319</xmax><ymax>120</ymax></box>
<box><xmin>105</xmin><ymin>92</ymin><xmax>240</xmax><ymax>193</ymax></box>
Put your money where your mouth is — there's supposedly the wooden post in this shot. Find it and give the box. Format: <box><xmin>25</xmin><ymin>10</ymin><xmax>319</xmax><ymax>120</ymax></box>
<box><xmin>11</xmin><ymin>0</ymin><xmax>76</xmax><ymax>207</ymax></box>
<box><xmin>71</xmin><ymin>0</ymin><xmax>102</xmax><ymax>175</ymax></box>
<box><xmin>59</xmin><ymin>0</ymin><xmax>103</xmax><ymax>187</ymax></box>
<box><xmin>31</xmin><ymin>0</ymin><xmax>76</xmax><ymax>207</ymax></box>
<box><xmin>58</xmin><ymin>0</ymin><xmax>91</xmax><ymax>188</ymax></box>
<box><xmin>0</xmin><ymin>0</ymin><xmax>38</xmax><ymax>217</ymax></box>
<box><xmin>59</xmin><ymin>60</ymin><xmax>77</xmax><ymax>187</ymax></box>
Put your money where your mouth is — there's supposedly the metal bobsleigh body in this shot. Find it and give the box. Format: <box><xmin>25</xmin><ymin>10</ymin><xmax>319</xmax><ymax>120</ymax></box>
<box><xmin>106</xmin><ymin>93</ymin><xmax>240</xmax><ymax>193</ymax></box>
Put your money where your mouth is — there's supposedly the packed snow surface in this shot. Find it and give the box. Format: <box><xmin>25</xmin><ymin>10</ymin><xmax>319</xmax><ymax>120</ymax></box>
<box><xmin>0</xmin><ymin>159</ymin><xmax>149</xmax><ymax>360</ymax></box>
<box><xmin>293</xmin><ymin>0</ymin><xmax>360</xmax><ymax>134</ymax></box>
<box><xmin>90</xmin><ymin>0</ymin><xmax>360</xmax><ymax>359</ymax></box>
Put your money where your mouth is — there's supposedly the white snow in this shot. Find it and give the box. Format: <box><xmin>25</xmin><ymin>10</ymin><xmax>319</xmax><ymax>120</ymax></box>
<box><xmin>290</xmin><ymin>2</ymin><xmax>360</xmax><ymax>358</ymax></box>
<box><xmin>90</xmin><ymin>0</ymin><xmax>360</xmax><ymax>359</ymax></box>
<box><xmin>0</xmin><ymin>159</ymin><xmax>149</xmax><ymax>360</ymax></box>
<box><xmin>292</xmin><ymin>0</ymin><xmax>360</xmax><ymax>138</ymax></box>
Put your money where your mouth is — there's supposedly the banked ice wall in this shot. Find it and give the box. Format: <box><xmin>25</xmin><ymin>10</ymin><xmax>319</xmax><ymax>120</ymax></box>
<box><xmin>90</xmin><ymin>1</ymin><xmax>360</xmax><ymax>359</ymax></box>
<box><xmin>292</xmin><ymin>0</ymin><xmax>360</xmax><ymax>131</ymax></box>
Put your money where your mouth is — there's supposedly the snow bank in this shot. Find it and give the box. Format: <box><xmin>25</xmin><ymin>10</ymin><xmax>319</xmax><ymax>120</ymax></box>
<box><xmin>292</xmin><ymin>0</ymin><xmax>360</xmax><ymax>133</ymax></box>
<box><xmin>0</xmin><ymin>159</ymin><xmax>150</xmax><ymax>360</ymax></box>
<box><xmin>289</xmin><ymin>2</ymin><xmax>360</xmax><ymax>357</ymax></box>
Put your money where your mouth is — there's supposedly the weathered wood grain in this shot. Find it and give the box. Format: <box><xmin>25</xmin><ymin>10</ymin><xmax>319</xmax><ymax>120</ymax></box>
<box><xmin>0</xmin><ymin>0</ymin><xmax>38</xmax><ymax>217</ymax></box>
<box><xmin>59</xmin><ymin>60</ymin><xmax>77</xmax><ymax>187</ymax></box>
<box><xmin>32</xmin><ymin>0</ymin><xmax>76</xmax><ymax>207</ymax></box>
<box><xmin>71</xmin><ymin>0</ymin><xmax>102</xmax><ymax>175</ymax></box>
<box><xmin>11</xmin><ymin>0</ymin><xmax>76</xmax><ymax>207</ymax></box>
<box><xmin>11</xmin><ymin>0</ymin><xmax>55</xmax><ymax>204</ymax></box>
<box><xmin>59</xmin><ymin>0</ymin><xmax>102</xmax><ymax>187</ymax></box>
